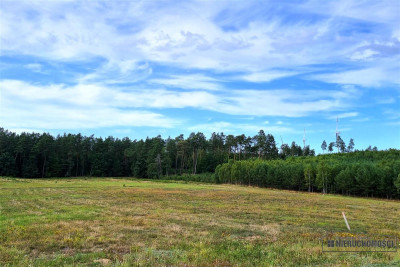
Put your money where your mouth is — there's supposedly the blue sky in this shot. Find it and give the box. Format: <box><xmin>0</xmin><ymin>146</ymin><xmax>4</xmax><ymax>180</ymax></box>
<box><xmin>0</xmin><ymin>0</ymin><xmax>399</xmax><ymax>153</ymax></box>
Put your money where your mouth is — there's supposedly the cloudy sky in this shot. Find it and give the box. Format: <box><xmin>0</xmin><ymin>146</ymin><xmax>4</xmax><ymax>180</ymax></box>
<box><xmin>1</xmin><ymin>0</ymin><xmax>399</xmax><ymax>153</ymax></box>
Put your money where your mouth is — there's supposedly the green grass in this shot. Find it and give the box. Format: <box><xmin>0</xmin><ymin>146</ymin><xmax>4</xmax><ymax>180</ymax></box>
<box><xmin>0</xmin><ymin>177</ymin><xmax>399</xmax><ymax>266</ymax></box>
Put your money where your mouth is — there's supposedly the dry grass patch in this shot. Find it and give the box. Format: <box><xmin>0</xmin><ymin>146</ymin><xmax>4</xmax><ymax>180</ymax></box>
<box><xmin>0</xmin><ymin>178</ymin><xmax>399</xmax><ymax>266</ymax></box>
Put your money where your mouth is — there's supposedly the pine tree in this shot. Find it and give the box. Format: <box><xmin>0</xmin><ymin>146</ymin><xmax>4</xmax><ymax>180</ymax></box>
<box><xmin>321</xmin><ymin>140</ymin><xmax>327</xmax><ymax>153</ymax></box>
<box><xmin>328</xmin><ymin>142</ymin><xmax>334</xmax><ymax>153</ymax></box>
<box><xmin>347</xmin><ymin>138</ymin><xmax>355</xmax><ymax>152</ymax></box>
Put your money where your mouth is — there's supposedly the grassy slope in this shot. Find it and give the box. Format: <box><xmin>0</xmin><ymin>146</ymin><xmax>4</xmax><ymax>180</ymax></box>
<box><xmin>0</xmin><ymin>177</ymin><xmax>399</xmax><ymax>266</ymax></box>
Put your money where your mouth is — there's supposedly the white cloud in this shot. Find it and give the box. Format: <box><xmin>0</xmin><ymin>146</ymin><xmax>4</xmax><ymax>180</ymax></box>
<box><xmin>25</xmin><ymin>63</ymin><xmax>45</xmax><ymax>73</ymax></box>
<box><xmin>237</xmin><ymin>70</ymin><xmax>298</xmax><ymax>83</ymax></box>
<box><xmin>79</xmin><ymin>60</ymin><xmax>153</xmax><ymax>84</ymax></box>
<box><xmin>149</xmin><ymin>74</ymin><xmax>222</xmax><ymax>90</ymax></box>
<box><xmin>309</xmin><ymin>64</ymin><xmax>400</xmax><ymax>87</ymax></box>
<box><xmin>300</xmin><ymin>0</ymin><xmax>400</xmax><ymax>26</ymax></box>
<box><xmin>0</xmin><ymin>80</ymin><xmax>178</xmax><ymax>129</ymax></box>
<box><xmin>349</xmin><ymin>49</ymin><xmax>379</xmax><ymax>61</ymax></box>
<box><xmin>0</xmin><ymin>0</ymin><xmax>398</xmax><ymax>135</ymax></box>
<box><xmin>0</xmin><ymin>79</ymin><xmax>358</xmax><ymax>131</ymax></box>
<box><xmin>2</xmin><ymin>0</ymin><xmax>398</xmax><ymax>74</ymax></box>
<box><xmin>210</xmin><ymin>89</ymin><xmax>354</xmax><ymax>117</ymax></box>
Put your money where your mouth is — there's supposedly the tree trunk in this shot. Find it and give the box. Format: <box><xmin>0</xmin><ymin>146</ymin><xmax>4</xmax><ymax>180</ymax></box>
<box><xmin>180</xmin><ymin>151</ymin><xmax>185</xmax><ymax>175</ymax></box>
<box><xmin>41</xmin><ymin>155</ymin><xmax>46</xmax><ymax>178</ymax></box>
<box><xmin>175</xmin><ymin>154</ymin><xmax>178</xmax><ymax>175</ymax></box>
<box><xmin>75</xmin><ymin>155</ymin><xmax>79</xmax><ymax>177</ymax></box>
<box><xmin>192</xmin><ymin>149</ymin><xmax>195</xmax><ymax>174</ymax></box>
<box><xmin>81</xmin><ymin>158</ymin><xmax>85</xmax><ymax>176</ymax></box>
<box><xmin>193</xmin><ymin>149</ymin><xmax>198</xmax><ymax>175</ymax></box>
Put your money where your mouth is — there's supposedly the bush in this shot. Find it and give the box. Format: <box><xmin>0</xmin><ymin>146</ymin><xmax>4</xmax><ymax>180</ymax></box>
<box><xmin>159</xmin><ymin>172</ymin><xmax>216</xmax><ymax>183</ymax></box>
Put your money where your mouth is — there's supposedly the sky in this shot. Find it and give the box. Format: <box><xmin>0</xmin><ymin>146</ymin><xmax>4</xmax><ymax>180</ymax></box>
<box><xmin>0</xmin><ymin>0</ymin><xmax>399</xmax><ymax>153</ymax></box>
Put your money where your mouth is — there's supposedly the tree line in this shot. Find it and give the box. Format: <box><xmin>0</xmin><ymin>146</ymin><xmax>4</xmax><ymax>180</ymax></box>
<box><xmin>215</xmin><ymin>151</ymin><xmax>400</xmax><ymax>199</ymax></box>
<box><xmin>1</xmin><ymin>128</ymin><xmax>399</xmax><ymax>199</ymax></box>
<box><xmin>1</xmin><ymin>128</ymin><xmax>309</xmax><ymax>178</ymax></box>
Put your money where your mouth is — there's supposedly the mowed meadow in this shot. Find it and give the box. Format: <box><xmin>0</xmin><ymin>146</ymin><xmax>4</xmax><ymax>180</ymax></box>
<box><xmin>0</xmin><ymin>178</ymin><xmax>399</xmax><ymax>266</ymax></box>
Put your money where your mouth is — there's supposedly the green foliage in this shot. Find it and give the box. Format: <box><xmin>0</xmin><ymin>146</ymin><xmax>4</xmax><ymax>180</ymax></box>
<box><xmin>1</xmin><ymin>128</ymin><xmax>399</xmax><ymax>199</ymax></box>
<box><xmin>303</xmin><ymin>163</ymin><xmax>315</xmax><ymax>192</ymax></box>
<box><xmin>395</xmin><ymin>173</ymin><xmax>400</xmax><ymax>193</ymax></box>
<box><xmin>160</xmin><ymin>172</ymin><xmax>216</xmax><ymax>183</ymax></box>
<box><xmin>216</xmin><ymin>150</ymin><xmax>400</xmax><ymax>199</ymax></box>
<box><xmin>0</xmin><ymin>128</ymin><xmax>305</xmax><ymax>179</ymax></box>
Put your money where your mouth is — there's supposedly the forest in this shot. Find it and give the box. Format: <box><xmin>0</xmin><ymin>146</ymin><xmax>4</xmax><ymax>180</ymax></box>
<box><xmin>1</xmin><ymin>127</ymin><xmax>399</xmax><ymax>198</ymax></box>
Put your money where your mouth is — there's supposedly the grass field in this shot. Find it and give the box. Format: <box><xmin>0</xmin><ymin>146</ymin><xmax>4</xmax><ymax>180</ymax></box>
<box><xmin>0</xmin><ymin>177</ymin><xmax>399</xmax><ymax>266</ymax></box>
